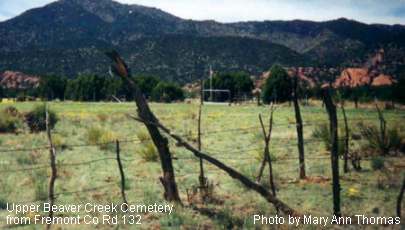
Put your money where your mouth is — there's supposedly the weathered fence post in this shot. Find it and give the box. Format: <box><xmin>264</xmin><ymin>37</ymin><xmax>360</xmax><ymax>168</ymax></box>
<box><xmin>397</xmin><ymin>174</ymin><xmax>405</xmax><ymax>218</ymax></box>
<box><xmin>106</xmin><ymin>51</ymin><xmax>181</xmax><ymax>203</ymax></box>
<box><xmin>375</xmin><ymin>104</ymin><xmax>388</xmax><ymax>155</ymax></box>
<box><xmin>116</xmin><ymin>140</ymin><xmax>128</xmax><ymax>204</ymax></box>
<box><xmin>323</xmin><ymin>90</ymin><xmax>341</xmax><ymax>217</ymax></box>
<box><xmin>292</xmin><ymin>74</ymin><xmax>306</xmax><ymax>179</ymax></box>
<box><xmin>256</xmin><ymin>105</ymin><xmax>278</xmax><ymax>213</ymax></box>
<box><xmin>197</xmin><ymin>103</ymin><xmax>207</xmax><ymax>196</ymax></box>
<box><xmin>341</xmin><ymin>101</ymin><xmax>349</xmax><ymax>173</ymax></box>
<box><xmin>256</xmin><ymin>104</ymin><xmax>275</xmax><ymax>187</ymax></box>
<box><xmin>45</xmin><ymin>103</ymin><xmax>57</xmax><ymax>230</ymax></box>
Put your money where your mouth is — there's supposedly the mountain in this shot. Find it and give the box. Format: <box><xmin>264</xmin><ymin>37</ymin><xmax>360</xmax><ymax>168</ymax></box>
<box><xmin>0</xmin><ymin>0</ymin><xmax>404</xmax><ymax>82</ymax></box>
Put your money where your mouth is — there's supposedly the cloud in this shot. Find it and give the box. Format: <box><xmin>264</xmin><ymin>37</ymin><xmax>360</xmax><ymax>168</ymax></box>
<box><xmin>0</xmin><ymin>0</ymin><xmax>404</xmax><ymax>24</ymax></box>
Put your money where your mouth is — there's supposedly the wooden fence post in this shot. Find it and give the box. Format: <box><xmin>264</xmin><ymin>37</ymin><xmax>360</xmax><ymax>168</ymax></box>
<box><xmin>292</xmin><ymin>75</ymin><xmax>306</xmax><ymax>179</ymax></box>
<box><xmin>375</xmin><ymin>104</ymin><xmax>388</xmax><ymax>155</ymax></box>
<box><xmin>256</xmin><ymin>105</ymin><xmax>278</xmax><ymax>212</ymax></box>
<box><xmin>341</xmin><ymin>101</ymin><xmax>349</xmax><ymax>173</ymax></box>
<box><xmin>197</xmin><ymin>103</ymin><xmax>207</xmax><ymax>195</ymax></box>
<box><xmin>116</xmin><ymin>140</ymin><xmax>128</xmax><ymax>204</ymax></box>
<box><xmin>397</xmin><ymin>174</ymin><xmax>405</xmax><ymax>218</ymax></box>
<box><xmin>106</xmin><ymin>51</ymin><xmax>181</xmax><ymax>203</ymax></box>
<box><xmin>323</xmin><ymin>90</ymin><xmax>341</xmax><ymax>217</ymax></box>
<box><xmin>45</xmin><ymin>103</ymin><xmax>57</xmax><ymax>230</ymax></box>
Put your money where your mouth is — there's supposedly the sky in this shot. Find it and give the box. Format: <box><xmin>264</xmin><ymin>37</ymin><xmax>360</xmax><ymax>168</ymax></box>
<box><xmin>0</xmin><ymin>0</ymin><xmax>405</xmax><ymax>24</ymax></box>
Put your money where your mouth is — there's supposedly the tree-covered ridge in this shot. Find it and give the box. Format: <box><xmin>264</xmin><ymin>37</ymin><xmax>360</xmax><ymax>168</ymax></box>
<box><xmin>0</xmin><ymin>0</ymin><xmax>404</xmax><ymax>81</ymax></box>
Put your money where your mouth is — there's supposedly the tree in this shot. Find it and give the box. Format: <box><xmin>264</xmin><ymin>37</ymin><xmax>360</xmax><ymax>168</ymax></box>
<box><xmin>38</xmin><ymin>75</ymin><xmax>67</xmax><ymax>100</ymax></box>
<box><xmin>151</xmin><ymin>82</ymin><xmax>184</xmax><ymax>103</ymax></box>
<box><xmin>262</xmin><ymin>65</ymin><xmax>292</xmax><ymax>104</ymax></box>
<box><xmin>394</xmin><ymin>73</ymin><xmax>405</xmax><ymax>104</ymax></box>
<box><xmin>203</xmin><ymin>72</ymin><xmax>253</xmax><ymax>102</ymax></box>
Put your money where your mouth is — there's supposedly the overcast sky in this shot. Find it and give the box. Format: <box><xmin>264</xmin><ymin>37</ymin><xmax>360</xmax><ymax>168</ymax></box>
<box><xmin>0</xmin><ymin>0</ymin><xmax>404</xmax><ymax>24</ymax></box>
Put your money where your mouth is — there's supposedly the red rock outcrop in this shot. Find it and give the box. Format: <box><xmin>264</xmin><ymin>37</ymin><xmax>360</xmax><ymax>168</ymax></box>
<box><xmin>333</xmin><ymin>68</ymin><xmax>394</xmax><ymax>88</ymax></box>
<box><xmin>0</xmin><ymin>71</ymin><xmax>40</xmax><ymax>90</ymax></box>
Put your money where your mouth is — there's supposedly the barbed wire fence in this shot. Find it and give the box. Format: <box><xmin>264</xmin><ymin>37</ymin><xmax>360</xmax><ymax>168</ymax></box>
<box><xmin>0</xmin><ymin>109</ymin><xmax>403</xmax><ymax>226</ymax></box>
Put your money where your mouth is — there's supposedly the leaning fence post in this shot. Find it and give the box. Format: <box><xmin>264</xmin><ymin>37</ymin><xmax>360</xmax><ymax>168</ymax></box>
<box><xmin>116</xmin><ymin>140</ymin><xmax>128</xmax><ymax>204</ymax></box>
<box><xmin>255</xmin><ymin>105</ymin><xmax>278</xmax><ymax>214</ymax></box>
<box><xmin>45</xmin><ymin>103</ymin><xmax>57</xmax><ymax>230</ymax></box>
<box><xmin>323</xmin><ymin>90</ymin><xmax>341</xmax><ymax>217</ymax></box>
<box><xmin>341</xmin><ymin>101</ymin><xmax>349</xmax><ymax>173</ymax></box>
<box><xmin>291</xmin><ymin>74</ymin><xmax>306</xmax><ymax>179</ymax></box>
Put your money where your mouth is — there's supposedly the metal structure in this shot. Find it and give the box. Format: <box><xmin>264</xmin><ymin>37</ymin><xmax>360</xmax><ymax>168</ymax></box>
<box><xmin>202</xmin><ymin>89</ymin><xmax>231</xmax><ymax>105</ymax></box>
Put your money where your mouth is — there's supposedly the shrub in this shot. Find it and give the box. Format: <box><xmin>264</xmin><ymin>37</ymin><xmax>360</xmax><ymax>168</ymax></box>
<box><xmin>0</xmin><ymin>111</ymin><xmax>20</xmax><ymax>133</ymax></box>
<box><xmin>25</xmin><ymin>104</ymin><xmax>58</xmax><ymax>132</ymax></box>
<box><xmin>3</xmin><ymin>106</ymin><xmax>21</xmax><ymax>117</ymax></box>
<box><xmin>136</xmin><ymin>130</ymin><xmax>150</xmax><ymax>142</ymax></box>
<box><xmin>86</xmin><ymin>126</ymin><xmax>116</xmax><ymax>150</ymax></box>
<box><xmin>86</xmin><ymin>126</ymin><xmax>103</xmax><ymax>145</ymax></box>
<box><xmin>52</xmin><ymin>133</ymin><xmax>68</xmax><ymax>150</ymax></box>
<box><xmin>139</xmin><ymin>142</ymin><xmax>159</xmax><ymax>162</ymax></box>
<box><xmin>371</xmin><ymin>156</ymin><xmax>385</xmax><ymax>170</ymax></box>
<box><xmin>312</xmin><ymin>123</ymin><xmax>346</xmax><ymax>155</ymax></box>
<box><xmin>357</xmin><ymin>122</ymin><xmax>403</xmax><ymax>155</ymax></box>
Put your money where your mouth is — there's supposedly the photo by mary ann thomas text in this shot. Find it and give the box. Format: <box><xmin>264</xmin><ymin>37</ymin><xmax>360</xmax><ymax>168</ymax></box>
<box><xmin>253</xmin><ymin>214</ymin><xmax>401</xmax><ymax>227</ymax></box>
<box><xmin>5</xmin><ymin>202</ymin><xmax>174</xmax><ymax>226</ymax></box>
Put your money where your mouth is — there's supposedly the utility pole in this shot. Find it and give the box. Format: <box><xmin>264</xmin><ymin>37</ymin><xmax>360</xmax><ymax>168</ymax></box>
<box><xmin>209</xmin><ymin>65</ymin><xmax>213</xmax><ymax>101</ymax></box>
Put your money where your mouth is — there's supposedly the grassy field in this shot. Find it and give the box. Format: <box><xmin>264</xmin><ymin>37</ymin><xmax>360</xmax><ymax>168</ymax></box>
<box><xmin>0</xmin><ymin>100</ymin><xmax>404</xmax><ymax>229</ymax></box>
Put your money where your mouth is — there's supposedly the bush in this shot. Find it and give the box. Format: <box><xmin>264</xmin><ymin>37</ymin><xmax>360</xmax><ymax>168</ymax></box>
<box><xmin>151</xmin><ymin>82</ymin><xmax>184</xmax><ymax>103</ymax></box>
<box><xmin>86</xmin><ymin>126</ymin><xmax>117</xmax><ymax>150</ymax></box>
<box><xmin>25</xmin><ymin>104</ymin><xmax>58</xmax><ymax>132</ymax></box>
<box><xmin>136</xmin><ymin>130</ymin><xmax>150</xmax><ymax>142</ymax></box>
<box><xmin>139</xmin><ymin>142</ymin><xmax>159</xmax><ymax>162</ymax></box>
<box><xmin>371</xmin><ymin>156</ymin><xmax>385</xmax><ymax>170</ymax></box>
<box><xmin>0</xmin><ymin>111</ymin><xmax>20</xmax><ymax>133</ymax></box>
<box><xmin>3</xmin><ymin>106</ymin><xmax>21</xmax><ymax>117</ymax></box>
<box><xmin>357</xmin><ymin>122</ymin><xmax>403</xmax><ymax>155</ymax></box>
<box><xmin>312</xmin><ymin>123</ymin><xmax>346</xmax><ymax>155</ymax></box>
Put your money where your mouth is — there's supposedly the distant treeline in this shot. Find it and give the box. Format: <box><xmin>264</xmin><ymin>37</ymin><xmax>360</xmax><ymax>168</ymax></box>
<box><xmin>0</xmin><ymin>75</ymin><xmax>185</xmax><ymax>102</ymax></box>
<box><xmin>260</xmin><ymin>65</ymin><xmax>405</xmax><ymax>105</ymax></box>
<box><xmin>1</xmin><ymin>66</ymin><xmax>404</xmax><ymax>104</ymax></box>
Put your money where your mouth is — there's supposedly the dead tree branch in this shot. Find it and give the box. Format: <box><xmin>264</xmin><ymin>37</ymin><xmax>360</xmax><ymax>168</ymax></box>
<box><xmin>129</xmin><ymin>115</ymin><xmax>300</xmax><ymax>216</ymax></box>
<box><xmin>106</xmin><ymin>51</ymin><xmax>181</xmax><ymax>203</ymax></box>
